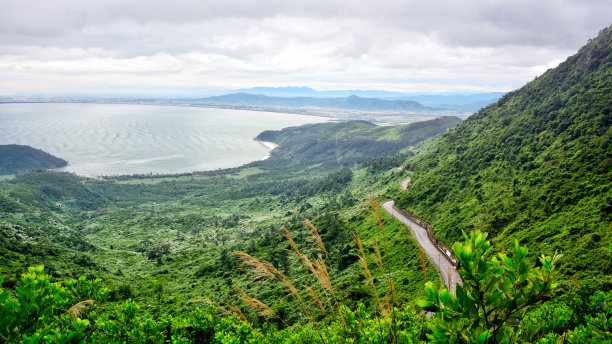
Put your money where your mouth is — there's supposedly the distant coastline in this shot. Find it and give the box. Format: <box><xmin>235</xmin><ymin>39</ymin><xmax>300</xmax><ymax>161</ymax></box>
<box><xmin>0</xmin><ymin>98</ymin><xmax>466</xmax><ymax>124</ymax></box>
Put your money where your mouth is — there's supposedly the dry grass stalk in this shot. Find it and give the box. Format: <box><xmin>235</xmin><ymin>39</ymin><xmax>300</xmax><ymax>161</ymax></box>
<box><xmin>304</xmin><ymin>255</ymin><xmax>338</xmax><ymax>317</ymax></box>
<box><xmin>227</xmin><ymin>300</ymin><xmax>274</xmax><ymax>344</ymax></box>
<box><xmin>283</xmin><ymin>225</ymin><xmax>308</xmax><ymax>267</ymax></box>
<box><xmin>313</xmin><ymin>256</ymin><xmax>335</xmax><ymax>299</ymax></box>
<box><xmin>233</xmin><ymin>251</ymin><xmax>278</xmax><ymax>281</ymax></box>
<box><xmin>354</xmin><ymin>232</ymin><xmax>383</xmax><ymax>316</ymax></box>
<box><xmin>368</xmin><ymin>199</ymin><xmax>388</xmax><ymax>260</ymax></box>
<box><xmin>418</xmin><ymin>246</ymin><xmax>427</xmax><ymax>280</ymax></box>
<box><xmin>385</xmin><ymin>292</ymin><xmax>399</xmax><ymax>342</ymax></box>
<box><xmin>353</xmin><ymin>232</ymin><xmax>366</xmax><ymax>260</ymax></box>
<box><xmin>278</xmin><ymin>270</ymin><xmax>303</xmax><ymax>303</ymax></box>
<box><xmin>64</xmin><ymin>300</ymin><xmax>95</xmax><ymax>319</ymax></box>
<box><xmin>297</xmin><ymin>240</ymin><xmax>343</xmax><ymax>325</ymax></box>
<box><xmin>286</xmin><ymin>225</ymin><xmax>338</xmax><ymax>310</ymax></box>
<box><xmin>301</xmin><ymin>253</ymin><xmax>317</xmax><ymax>276</ymax></box>
<box><xmin>389</xmin><ymin>280</ymin><xmax>398</xmax><ymax>308</ymax></box>
<box><xmin>234</xmin><ymin>250</ymin><xmax>305</xmax><ymax>313</ymax></box>
<box><xmin>382</xmin><ymin>294</ymin><xmax>391</xmax><ymax>319</ymax></box>
<box><xmin>304</xmin><ymin>220</ymin><xmax>341</xmax><ymax>286</ymax></box>
<box><xmin>356</xmin><ymin>230</ymin><xmax>386</xmax><ymax>340</ymax></box>
<box><xmin>359</xmin><ymin>257</ymin><xmax>376</xmax><ymax>290</ymax></box>
<box><xmin>303</xmin><ymin>221</ymin><xmax>344</xmax><ymax>320</ymax></box>
<box><xmin>227</xmin><ymin>301</ymin><xmax>250</xmax><ymax>324</ymax></box>
<box><xmin>447</xmin><ymin>270</ymin><xmax>452</xmax><ymax>290</ymax></box>
<box><xmin>237</xmin><ymin>289</ymin><xmax>284</xmax><ymax>322</ymax></box>
<box><xmin>304</xmin><ymin>220</ymin><xmax>328</xmax><ymax>261</ymax></box>
<box><xmin>234</xmin><ymin>248</ymin><xmax>327</xmax><ymax>343</ymax></box>
<box><xmin>305</xmin><ymin>286</ymin><xmax>326</xmax><ymax>315</ymax></box>
<box><xmin>369</xmin><ymin>199</ymin><xmax>398</xmax><ymax>307</ymax></box>
<box><xmin>237</xmin><ymin>289</ymin><xmax>306</xmax><ymax>344</ymax></box>
<box><xmin>353</xmin><ymin>233</ymin><xmax>374</xmax><ymax>288</ymax></box>
<box><xmin>374</xmin><ymin>240</ymin><xmax>384</xmax><ymax>273</ymax></box>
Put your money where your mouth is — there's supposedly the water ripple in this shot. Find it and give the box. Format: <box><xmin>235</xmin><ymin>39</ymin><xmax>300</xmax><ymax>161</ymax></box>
<box><xmin>0</xmin><ymin>103</ymin><xmax>327</xmax><ymax>175</ymax></box>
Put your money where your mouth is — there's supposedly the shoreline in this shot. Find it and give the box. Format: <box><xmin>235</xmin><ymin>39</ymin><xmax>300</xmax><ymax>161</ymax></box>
<box><xmin>53</xmin><ymin>139</ymin><xmax>281</xmax><ymax>179</ymax></box>
<box><xmin>253</xmin><ymin>139</ymin><xmax>279</xmax><ymax>160</ymax></box>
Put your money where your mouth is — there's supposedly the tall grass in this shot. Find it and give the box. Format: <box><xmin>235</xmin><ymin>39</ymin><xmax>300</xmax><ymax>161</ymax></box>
<box><xmin>221</xmin><ymin>199</ymin><xmax>411</xmax><ymax>343</ymax></box>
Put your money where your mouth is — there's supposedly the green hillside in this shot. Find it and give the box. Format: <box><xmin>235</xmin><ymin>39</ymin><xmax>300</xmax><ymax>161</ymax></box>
<box><xmin>396</xmin><ymin>26</ymin><xmax>612</xmax><ymax>288</ymax></box>
<box><xmin>256</xmin><ymin>117</ymin><xmax>461</xmax><ymax>168</ymax></box>
<box><xmin>0</xmin><ymin>118</ymin><xmax>451</xmax><ymax>323</ymax></box>
<box><xmin>1</xmin><ymin>27</ymin><xmax>611</xmax><ymax>344</ymax></box>
<box><xmin>0</xmin><ymin>145</ymin><xmax>67</xmax><ymax>175</ymax></box>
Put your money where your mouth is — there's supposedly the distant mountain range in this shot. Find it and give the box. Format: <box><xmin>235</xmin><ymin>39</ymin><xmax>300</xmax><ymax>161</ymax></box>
<box><xmin>1</xmin><ymin>87</ymin><xmax>505</xmax><ymax>115</ymax></box>
<box><xmin>225</xmin><ymin>87</ymin><xmax>505</xmax><ymax>112</ymax></box>
<box><xmin>203</xmin><ymin>93</ymin><xmax>431</xmax><ymax>112</ymax></box>
<box><xmin>232</xmin><ymin>86</ymin><xmax>409</xmax><ymax>98</ymax></box>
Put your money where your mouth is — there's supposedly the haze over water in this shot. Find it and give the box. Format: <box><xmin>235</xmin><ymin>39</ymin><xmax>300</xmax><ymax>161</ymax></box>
<box><xmin>0</xmin><ymin>103</ymin><xmax>328</xmax><ymax>175</ymax></box>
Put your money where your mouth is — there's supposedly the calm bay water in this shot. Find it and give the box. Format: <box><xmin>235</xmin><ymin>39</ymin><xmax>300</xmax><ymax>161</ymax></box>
<box><xmin>0</xmin><ymin>103</ymin><xmax>328</xmax><ymax>175</ymax></box>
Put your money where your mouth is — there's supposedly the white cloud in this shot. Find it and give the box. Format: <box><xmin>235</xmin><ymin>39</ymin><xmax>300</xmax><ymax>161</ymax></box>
<box><xmin>0</xmin><ymin>0</ymin><xmax>610</xmax><ymax>96</ymax></box>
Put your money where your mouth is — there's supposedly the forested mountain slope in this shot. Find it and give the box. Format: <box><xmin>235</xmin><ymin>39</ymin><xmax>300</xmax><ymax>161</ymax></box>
<box><xmin>255</xmin><ymin>117</ymin><xmax>461</xmax><ymax>168</ymax></box>
<box><xmin>0</xmin><ymin>145</ymin><xmax>67</xmax><ymax>175</ymax></box>
<box><xmin>396</xmin><ymin>26</ymin><xmax>612</xmax><ymax>288</ymax></box>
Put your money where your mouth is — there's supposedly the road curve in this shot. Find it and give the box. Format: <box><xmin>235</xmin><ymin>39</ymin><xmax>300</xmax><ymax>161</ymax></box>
<box><xmin>382</xmin><ymin>199</ymin><xmax>461</xmax><ymax>293</ymax></box>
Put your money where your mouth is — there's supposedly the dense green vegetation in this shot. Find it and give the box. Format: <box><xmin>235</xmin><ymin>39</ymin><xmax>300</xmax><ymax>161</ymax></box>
<box><xmin>0</xmin><ymin>118</ymin><xmax>453</xmax><ymax>340</ymax></box>
<box><xmin>255</xmin><ymin>117</ymin><xmax>460</xmax><ymax>168</ymax></box>
<box><xmin>1</xmin><ymin>26</ymin><xmax>612</xmax><ymax>343</ymax></box>
<box><xmin>1</xmin><ymin>232</ymin><xmax>609</xmax><ymax>343</ymax></box>
<box><xmin>0</xmin><ymin>145</ymin><xmax>67</xmax><ymax>175</ymax></box>
<box><xmin>397</xmin><ymin>26</ymin><xmax>612</xmax><ymax>289</ymax></box>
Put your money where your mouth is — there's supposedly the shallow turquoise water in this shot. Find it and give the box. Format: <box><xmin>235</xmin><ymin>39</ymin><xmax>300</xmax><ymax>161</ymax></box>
<box><xmin>0</xmin><ymin>103</ymin><xmax>327</xmax><ymax>175</ymax></box>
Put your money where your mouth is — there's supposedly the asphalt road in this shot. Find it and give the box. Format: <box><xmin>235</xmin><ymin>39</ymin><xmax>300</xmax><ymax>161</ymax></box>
<box><xmin>382</xmin><ymin>191</ymin><xmax>461</xmax><ymax>293</ymax></box>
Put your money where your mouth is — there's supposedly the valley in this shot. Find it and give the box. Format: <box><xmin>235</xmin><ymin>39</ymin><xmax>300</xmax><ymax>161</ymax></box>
<box><xmin>0</xmin><ymin>24</ymin><xmax>611</xmax><ymax>344</ymax></box>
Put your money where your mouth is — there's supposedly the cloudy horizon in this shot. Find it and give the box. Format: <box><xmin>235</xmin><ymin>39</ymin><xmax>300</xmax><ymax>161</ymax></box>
<box><xmin>1</xmin><ymin>0</ymin><xmax>610</xmax><ymax>97</ymax></box>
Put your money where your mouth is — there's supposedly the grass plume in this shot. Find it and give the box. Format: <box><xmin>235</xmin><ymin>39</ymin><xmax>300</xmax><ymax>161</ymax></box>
<box><xmin>418</xmin><ymin>246</ymin><xmax>427</xmax><ymax>280</ymax></box>
<box><xmin>233</xmin><ymin>251</ymin><xmax>277</xmax><ymax>281</ymax></box>
<box><xmin>305</xmin><ymin>286</ymin><xmax>327</xmax><ymax>315</ymax></box>
<box><xmin>64</xmin><ymin>300</ymin><xmax>95</xmax><ymax>319</ymax></box>
<box><xmin>236</xmin><ymin>288</ymin><xmax>287</xmax><ymax>324</ymax></box>
<box><xmin>368</xmin><ymin>199</ymin><xmax>398</xmax><ymax>307</ymax></box>
<box><xmin>374</xmin><ymin>240</ymin><xmax>384</xmax><ymax>273</ymax></box>
<box><xmin>304</xmin><ymin>220</ymin><xmax>328</xmax><ymax>262</ymax></box>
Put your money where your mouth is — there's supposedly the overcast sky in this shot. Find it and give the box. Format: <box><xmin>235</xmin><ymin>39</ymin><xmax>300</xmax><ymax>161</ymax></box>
<box><xmin>0</xmin><ymin>0</ymin><xmax>610</xmax><ymax>97</ymax></box>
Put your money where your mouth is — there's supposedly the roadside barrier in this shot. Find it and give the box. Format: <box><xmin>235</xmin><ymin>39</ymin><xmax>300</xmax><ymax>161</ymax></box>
<box><xmin>395</xmin><ymin>207</ymin><xmax>459</xmax><ymax>268</ymax></box>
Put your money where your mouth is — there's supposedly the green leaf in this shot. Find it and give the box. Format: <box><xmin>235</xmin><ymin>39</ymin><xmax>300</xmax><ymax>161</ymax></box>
<box><xmin>416</xmin><ymin>299</ymin><xmax>440</xmax><ymax>312</ymax></box>
<box><xmin>477</xmin><ymin>331</ymin><xmax>491</xmax><ymax>344</ymax></box>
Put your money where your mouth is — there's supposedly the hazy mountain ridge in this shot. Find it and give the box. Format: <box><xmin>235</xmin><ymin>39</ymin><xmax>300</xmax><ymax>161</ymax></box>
<box><xmin>229</xmin><ymin>87</ymin><xmax>505</xmax><ymax>112</ymax></box>
<box><xmin>204</xmin><ymin>93</ymin><xmax>431</xmax><ymax>111</ymax></box>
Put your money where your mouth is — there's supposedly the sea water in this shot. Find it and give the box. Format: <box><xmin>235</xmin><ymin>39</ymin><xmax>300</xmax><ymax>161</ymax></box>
<box><xmin>0</xmin><ymin>103</ymin><xmax>328</xmax><ymax>176</ymax></box>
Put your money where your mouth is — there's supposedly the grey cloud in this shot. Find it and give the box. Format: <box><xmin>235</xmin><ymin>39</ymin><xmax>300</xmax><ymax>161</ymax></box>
<box><xmin>2</xmin><ymin>0</ymin><xmax>610</xmax><ymax>51</ymax></box>
<box><xmin>0</xmin><ymin>0</ymin><xmax>610</xmax><ymax>95</ymax></box>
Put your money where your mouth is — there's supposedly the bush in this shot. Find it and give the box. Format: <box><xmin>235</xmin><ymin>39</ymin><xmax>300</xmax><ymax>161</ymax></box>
<box><xmin>418</xmin><ymin>230</ymin><xmax>562</xmax><ymax>343</ymax></box>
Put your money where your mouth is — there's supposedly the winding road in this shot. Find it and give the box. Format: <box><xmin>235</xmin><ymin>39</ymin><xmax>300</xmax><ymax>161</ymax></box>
<box><xmin>382</xmin><ymin>177</ymin><xmax>461</xmax><ymax>293</ymax></box>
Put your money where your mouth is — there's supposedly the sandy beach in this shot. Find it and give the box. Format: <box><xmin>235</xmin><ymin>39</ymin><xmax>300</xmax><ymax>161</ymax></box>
<box><xmin>260</xmin><ymin>141</ymin><xmax>279</xmax><ymax>150</ymax></box>
<box><xmin>254</xmin><ymin>140</ymin><xmax>279</xmax><ymax>160</ymax></box>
